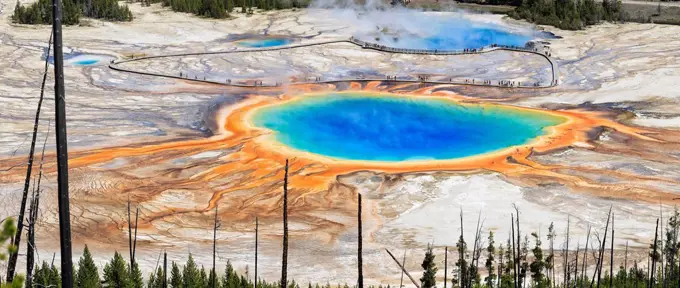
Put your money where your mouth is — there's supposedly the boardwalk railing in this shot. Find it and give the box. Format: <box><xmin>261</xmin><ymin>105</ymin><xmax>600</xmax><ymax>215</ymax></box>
<box><xmin>109</xmin><ymin>37</ymin><xmax>559</xmax><ymax>89</ymax></box>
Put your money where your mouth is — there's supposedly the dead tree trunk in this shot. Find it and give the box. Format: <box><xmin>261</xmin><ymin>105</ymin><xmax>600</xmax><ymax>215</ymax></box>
<box><xmin>581</xmin><ymin>226</ymin><xmax>590</xmax><ymax>288</ymax></box>
<box><xmin>358</xmin><ymin>193</ymin><xmax>363</xmax><ymax>288</ymax></box>
<box><xmin>651</xmin><ymin>218</ymin><xmax>660</xmax><ymax>288</ymax></box>
<box><xmin>128</xmin><ymin>199</ymin><xmax>133</xmax><ymax>274</ymax></box>
<box><xmin>163</xmin><ymin>251</ymin><xmax>167</xmax><ymax>288</ymax></box>
<box><xmin>213</xmin><ymin>205</ymin><xmax>219</xmax><ymax>288</ymax></box>
<box><xmin>596</xmin><ymin>207</ymin><xmax>612</xmax><ymax>288</ymax></box>
<box><xmin>400</xmin><ymin>251</ymin><xmax>406</xmax><ymax>288</ymax></box>
<box><xmin>26</xmin><ymin>122</ymin><xmax>50</xmax><ymax>288</ymax></box>
<box><xmin>624</xmin><ymin>240</ymin><xmax>628</xmax><ymax>273</ymax></box>
<box><xmin>128</xmin><ymin>200</ymin><xmax>134</xmax><ymax>275</ymax></box>
<box><xmin>53</xmin><ymin>0</ymin><xmax>74</xmax><ymax>282</ymax></box>
<box><xmin>26</xmin><ymin>190</ymin><xmax>37</xmax><ymax>288</ymax></box>
<box><xmin>514</xmin><ymin>206</ymin><xmax>522</xmax><ymax>288</ymax></box>
<box><xmin>470</xmin><ymin>211</ymin><xmax>484</xmax><ymax>288</ymax></box>
<box><xmin>511</xmin><ymin>214</ymin><xmax>517</xmax><ymax>288</ymax></box>
<box><xmin>460</xmin><ymin>210</ymin><xmax>466</xmax><ymax>288</ymax></box>
<box><xmin>444</xmin><ymin>246</ymin><xmax>448</xmax><ymax>288</ymax></box>
<box><xmin>281</xmin><ymin>159</ymin><xmax>289</xmax><ymax>288</ymax></box>
<box><xmin>610</xmin><ymin>214</ymin><xmax>615</xmax><ymax>287</ymax></box>
<box><xmin>386</xmin><ymin>248</ymin><xmax>420</xmax><ymax>288</ymax></box>
<box><xmin>565</xmin><ymin>215</ymin><xmax>570</xmax><ymax>286</ymax></box>
<box><xmin>660</xmin><ymin>204</ymin><xmax>665</xmax><ymax>288</ymax></box>
<box><xmin>133</xmin><ymin>206</ymin><xmax>139</xmax><ymax>261</ymax></box>
<box><xmin>575</xmin><ymin>244</ymin><xmax>579</xmax><ymax>288</ymax></box>
<box><xmin>5</xmin><ymin>31</ymin><xmax>53</xmax><ymax>284</ymax></box>
<box><xmin>255</xmin><ymin>217</ymin><xmax>258</xmax><ymax>288</ymax></box>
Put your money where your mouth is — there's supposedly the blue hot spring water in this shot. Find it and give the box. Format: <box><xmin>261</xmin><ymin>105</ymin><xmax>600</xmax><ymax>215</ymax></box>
<box><xmin>420</xmin><ymin>27</ymin><xmax>533</xmax><ymax>50</ymax></box>
<box><xmin>360</xmin><ymin>16</ymin><xmax>538</xmax><ymax>50</ymax></box>
<box><xmin>236</xmin><ymin>38</ymin><xmax>294</xmax><ymax>48</ymax></box>
<box><xmin>73</xmin><ymin>59</ymin><xmax>99</xmax><ymax>65</ymax></box>
<box><xmin>46</xmin><ymin>52</ymin><xmax>106</xmax><ymax>66</ymax></box>
<box><xmin>251</xmin><ymin>93</ymin><xmax>565</xmax><ymax>162</ymax></box>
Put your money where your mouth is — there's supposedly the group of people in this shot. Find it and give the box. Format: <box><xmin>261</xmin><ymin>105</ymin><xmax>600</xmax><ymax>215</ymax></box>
<box><xmin>499</xmin><ymin>80</ymin><xmax>518</xmax><ymax>87</ymax></box>
<box><xmin>386</xmin><ymin>75</ymin><xmax>398</xmax><ymax>80</ymax></box>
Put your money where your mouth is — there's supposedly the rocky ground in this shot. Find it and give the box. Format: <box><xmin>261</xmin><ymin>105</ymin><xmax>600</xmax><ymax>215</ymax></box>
<box><xmin>2</xmin><ymin>0</ymin><xmax>680</xmax><ymax>284</ymax></box>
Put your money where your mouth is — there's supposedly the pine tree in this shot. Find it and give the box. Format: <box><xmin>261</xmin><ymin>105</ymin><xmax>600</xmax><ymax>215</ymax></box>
<box><xmin>224</xmin><ymin>0</ymin><xmax>233</xmax><ymax>12</ymax></box>
<box><xmin>199</xmin><ymin>266</ymin><xmax>208</xmax><ymax>287</ymax></box>
<box><xmin>147</xmin><ymin>270</ymin><xmax>156</xmax><ymax>288</ymax></box>
<box><xmin>545</xmin><ymin>223</ymin><xmax>556</xmax><ymax>286</ymax></box>
<box><xmin>76</xmin><ymin>245</ymin><xmax>101</xmax><ymax>288</ymax></box>
<box><xmin>11</xmin><ymin>0</ymin><xmax>23</xmax><ymax>22</ymax></box>
<box><xmin>147</xmin><ymin>266</ymin><xmax>164</xmax><ymax>288</ymax></box>
<box><xmin>501</xmin><ymin>237</ymin><xmax>515</xmax><ymax>288</ymax></box>
<box><xmin>32</xmin><ymin>261</ymin><xmax>60</xmax><ymax>288</ymax></box>
<box><xmin>222</xmin><ymin>260</ymin><xmax>240</xmax><ymax>288</ymax></box>
<box><xmin>131</xmin><ymin>261</ymin><xmax>144</xmax><ymax>288</ymax></box>
<box><xmin>529</xmin><ymin>232</ymin><xmax>546</xmax><ymax>287</ymax></box>
<box><xmin>454</xmin><ymin>215</ymin><xmax>468</xmax><ymax>288</ymax></box>
<box><xmin>208</xmin><ymin>268</ymin><xmax>221</xmax><ymax>288</ymax></box>
<box><xmin>420</xmin><ymin>244</ymin><xmax>437</xmax><ymax>288</ymax></box>
<box><xmin>519</xmin><ymin>235</ymin><xmax>529</xmax><ymax>287</ymax></box>
<box><xmin>485</xmin><ymin>231</ymin><xmax>496</xmax><ymax>287</ymax></box>
<box><xmin>183</xmin><ymin>254</ymin><xmax>202</xmax><ymax>288</ymax></box>
<box><xmin>104</xmin><ymin>251</ymin><xmax>131</xmax><ymax>288</ymax></box>
<box><xmin>170</xmin><ymin>262</ymin><xmax>182</xmax><ymax>288</ymax></box>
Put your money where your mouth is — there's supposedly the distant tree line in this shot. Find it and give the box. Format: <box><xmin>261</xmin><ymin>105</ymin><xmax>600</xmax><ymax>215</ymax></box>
<box><xmin>158</xmin><ymin>0</ymin><xmax>308</xmax><ymax>19</ymax></box>
<box><xmin>11</xmin><ymin>0</ymin><xmax>132</xmax><ymax>25</ymax></box>
<box><xmin>456</xmin><ymin>0</ymin><xmax>622</xmax><ymax>30</ymax></box>
<box><xmin>509</xmin><ymin>0</ymin><xmax>622</xmax><ymax>30</ymax></box>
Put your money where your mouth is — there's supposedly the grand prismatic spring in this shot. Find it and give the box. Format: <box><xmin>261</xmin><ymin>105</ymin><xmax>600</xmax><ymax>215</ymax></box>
<box><xmin>2</xmin><ymin>0</ymin><xmax>680</xmax><ymax>284</ymax></box>
<box><xmin>251</xmin><ymin>92</ymin><xmax>566</xmax><ymax>162</ymax></box>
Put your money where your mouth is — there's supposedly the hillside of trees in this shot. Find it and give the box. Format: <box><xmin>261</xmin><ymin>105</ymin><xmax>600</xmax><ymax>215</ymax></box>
<box><xmin>455</xmin><ymin>0</ymin><xmax>622</xmax><ymax>30</ymax></box>
<box><xmin>11</xmin><ymin>0</ymin><xmax>133</xmax><ymax>25</ymax></box>
<box><xmin>158</xmin><ymin>0</ymin><xmax>309</xmax><ymax>19</ymax></box>
<box><xmin>509</xmin><ymin>0</ymin><xmax>622</xmax><ymax>30</ymax></box>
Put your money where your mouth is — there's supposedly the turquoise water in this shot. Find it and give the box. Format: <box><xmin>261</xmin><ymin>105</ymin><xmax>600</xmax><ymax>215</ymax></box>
<box><xmin>358</xmin><ymin>16</ymin><xmax>539</xmax><ymax>50</ymax></box>
<box><xmin>46</xmin><ymin>52</ymin><xmax>106</xmax><ymax>66</ymax></box>
<box><xmin>237</xmin><ymin>38</ymin><xmax>293</xmax><ymax>48</ymax></box>
<box><xmin>73</xmin><ymin>59</ymin><xmax>99</xmax><ymax>65</ymax></box>
<box><xmin>419</xmin><ymin>27</ymin><xmax>533</xmax><ymax>50</ymax></box>
<box><xmin>252</xmin><ymin>93</ymin><xmax>565</xmax><ymax>162</ymax></box>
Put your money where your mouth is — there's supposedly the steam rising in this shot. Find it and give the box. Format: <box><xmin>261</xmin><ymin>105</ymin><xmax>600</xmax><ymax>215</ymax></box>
<box><xmin>307</xmin><ymin>0</ymin><xmax>544</xmax><ymax>50</ymax></box>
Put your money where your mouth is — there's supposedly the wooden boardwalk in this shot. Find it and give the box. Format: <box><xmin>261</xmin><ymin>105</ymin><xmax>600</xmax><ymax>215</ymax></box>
<box><xmin>109</xmin><ymin>38</ymin><xmax>559</xmax><ymax>89</ymax></box>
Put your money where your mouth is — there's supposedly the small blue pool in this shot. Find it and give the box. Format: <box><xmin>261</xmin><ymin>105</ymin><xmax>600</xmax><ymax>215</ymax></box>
<box><xmin>73</xmin><ymin>59</ymin><xmax>99</xmax><ymax>65</ymax></box>
<box><xmin>45</xmin><ymin>51</ymin><xmax>113</xmax><ymax>66</ymax></box>
<box><xmin>236</xmin><ymin>38</ymin><xmax>294</xmax><ymax>48</ymax></box>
